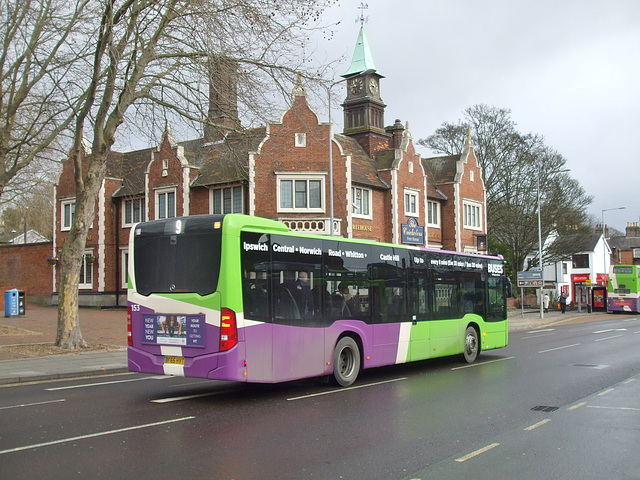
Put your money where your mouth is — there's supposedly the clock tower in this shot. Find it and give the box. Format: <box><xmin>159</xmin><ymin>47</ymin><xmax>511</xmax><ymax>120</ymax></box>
<box><xmin>341</xmin><ymin>27</ymin><xmax>388</xmax><ymax>153</ymax></box>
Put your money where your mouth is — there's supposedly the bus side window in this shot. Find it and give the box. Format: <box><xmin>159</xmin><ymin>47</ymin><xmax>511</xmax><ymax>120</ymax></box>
<box><xmin>243</xmin><ymin>270</ymin><xmax>270</xmax><ymax>320</ymax></box>
<box><xmin>273</xmin><ymin>279</ymin><xmax>300</xmax><ymax>322</ymax></box>
<box><xmin>405</xmin><ymin>271</ymin><xmax>429</xmax><ymax>321</ymax></box>
<box><xmin>433</xmin><ymin>276</ymin><xmax>459</xmax><ymax>319</ymax></box>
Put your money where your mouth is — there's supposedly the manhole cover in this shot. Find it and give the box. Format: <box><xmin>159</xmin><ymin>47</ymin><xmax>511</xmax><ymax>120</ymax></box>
<box><xmin>531</xmin><ymin>405</ymin><xmax>559</xmax><ymax>412</ymax></box>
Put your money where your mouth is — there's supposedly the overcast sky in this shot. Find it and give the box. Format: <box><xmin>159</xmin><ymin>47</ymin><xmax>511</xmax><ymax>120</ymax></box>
<box><xmin>312</xmin><ymin>0</ymin><xmax>639</xmax><ymax>233</ymax></box>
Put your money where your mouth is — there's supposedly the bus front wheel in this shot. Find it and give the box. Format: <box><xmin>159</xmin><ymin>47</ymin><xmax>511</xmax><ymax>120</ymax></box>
<box><xmin>333</xmin><ymin>337</ymin><xmax>360</xmax><ymax>387</ymax></box>
<box><xmin>463</xmin><ymin>326</ymin><xmax>479</xmax><ymax>363</ymax></box>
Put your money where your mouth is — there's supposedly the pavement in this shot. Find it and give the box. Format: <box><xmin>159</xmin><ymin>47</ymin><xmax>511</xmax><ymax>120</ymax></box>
<box><xmin>0</xmin><ymin>304</ymin><xmax>613</xmax><ymax>385</ymax></box>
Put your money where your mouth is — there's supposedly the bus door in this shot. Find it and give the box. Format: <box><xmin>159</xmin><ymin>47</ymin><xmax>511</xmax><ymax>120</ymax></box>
<box><xmin>268</xmin><ymin>235</ymin><xmax>325</xmax><ymax>382</ymax></box>
<box><xmin>407</xmin><ymin>252</ymin><xmax>430</xmax><ymax>362</ymax></box>
<box><xmin>241</xmin><ymin>232</ymin><xmax>273</xmax><ymax>381</ymax></box>
<box><xmin>370</xmin><ymin>247</ymin><xmax>416</xmax><ymax>362</ymax></box>
<box><xmin>430</xmin><ymin>270</ymin><xmax>462</xmax><ymax>357</ymax></box>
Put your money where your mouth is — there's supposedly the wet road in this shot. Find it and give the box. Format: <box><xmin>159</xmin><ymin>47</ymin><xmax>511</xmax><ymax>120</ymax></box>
<box><xmin>1</xmin><ymin>316</ymin><xmax>639</xmax><ymax>479</ymax></box>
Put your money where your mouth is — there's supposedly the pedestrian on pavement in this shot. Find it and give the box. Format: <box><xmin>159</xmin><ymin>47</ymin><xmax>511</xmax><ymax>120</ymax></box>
<box><xmin>543</xmin><ymin>292</ymin><xmax>550</xmax><ymax>313</ymax></box>
<box><xmin>559</xmin><ymin>293</ymin><xmax>567</xmax><ymax>314</ymax></box>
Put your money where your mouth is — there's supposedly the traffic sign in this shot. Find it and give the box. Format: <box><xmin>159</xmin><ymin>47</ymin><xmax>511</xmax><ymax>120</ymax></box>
<box><xmin>517</xmin><ymin>270</ymin><xmax>543</xmax><ymax>281</ymax></box>
<box><xmin>517</xmin><ymin>279</ymin><xmax>544</xmax><ymax>287</ymax></box>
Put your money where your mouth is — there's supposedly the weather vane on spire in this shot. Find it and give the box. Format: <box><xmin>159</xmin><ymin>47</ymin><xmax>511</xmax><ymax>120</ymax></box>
<box><xmin>356</xmin><ymin>2</ymin><xmax>368</xmax><ymax>27</ymax></box>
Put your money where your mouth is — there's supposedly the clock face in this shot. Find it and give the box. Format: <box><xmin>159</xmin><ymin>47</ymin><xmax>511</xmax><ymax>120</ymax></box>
<box><xmin>349</xmin><ymin>77</ymin><xmax>364</xmax><ymax>95</ymax></box>
<box><xmin>368</xmin><ymin>78</ymin><xmax>378</xmax><ymax>95</ymax></box>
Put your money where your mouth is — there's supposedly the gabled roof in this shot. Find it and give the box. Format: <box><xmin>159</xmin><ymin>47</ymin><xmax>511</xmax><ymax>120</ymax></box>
<box><xmin>110</xmin><ymin>147</ymin><xmax>154</xmax><ymax>198</ymax></box>
<box><xmin>425</xmin><ymin>169</ymin><xmax>447</xmax><ymax>201</ymax></box>
<box><xmin>189</xmin><ymin>128</ymin><xmax>266</xmax><ymax>187</ymax></box>
<box><xmin>608</xmin><ymin>235</ymin><xmax>640</xmax><ymax>250</ymax></box>
<box><xmin>422</xmin><ymin>154</ymin><xmax>461</xmax><ymax>184</ymax></box>
<box><xmin>8</xmin><ymin>229</ymin><xmax>49</xmax><ymax>244</ymax></box>
<box><xmin>548</xmin><ymin>234</ymin><xmax>602</xmax><ymax>259</ymax></box>
<box><xmin>335</xmin><ymin>135</ymin><xmax>388</xmax><ymax>190</ymax></box>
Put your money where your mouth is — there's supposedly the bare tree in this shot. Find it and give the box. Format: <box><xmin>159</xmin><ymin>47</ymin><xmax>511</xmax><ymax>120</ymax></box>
<box><xmin>419</xmin><ymin>104</ymin><xmax>592</xmax><ymax>275</ymax></box>
<box><xmin>0</xmin><ymin>183</ymin><xmax>53</xmax><ymax>240</ymax></box>
<box><xmin>54</xmin><ymin>0</ymin><xmax>337</xmax><ymax>349</ymax></box>
<box><xmin>0</xmin><ymin>0</ymin><xmax>92</xmax><ymax>204</ymax></box>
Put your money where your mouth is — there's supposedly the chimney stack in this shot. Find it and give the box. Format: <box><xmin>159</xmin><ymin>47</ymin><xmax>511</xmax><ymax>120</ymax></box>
<box><xmin>626</xmin><ymin>222</ymin><xmax>640</xmax><ymax>237</ymax></box>
<box><xmin>385</xmin><ymin>119</ymin><xmax>405</xmax><ymax>149</ymax></box>
<box><xmin>205</xmin><ymin>55</ymin><xmax>241</xmax><ymax>142</ymax></box>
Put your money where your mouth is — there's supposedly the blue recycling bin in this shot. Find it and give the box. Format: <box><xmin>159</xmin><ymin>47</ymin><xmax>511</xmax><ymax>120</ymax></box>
<box><xmin>4</xmin><ymin>289</ymin><xmax>25</xmax><ymax>317</ymax></box>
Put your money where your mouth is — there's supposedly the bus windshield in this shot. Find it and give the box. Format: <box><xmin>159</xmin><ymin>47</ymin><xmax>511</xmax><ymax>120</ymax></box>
<box><xmin>133</xmin><ymin>215</ymin><xmax>223</xmax><ymax>296</ymax></box>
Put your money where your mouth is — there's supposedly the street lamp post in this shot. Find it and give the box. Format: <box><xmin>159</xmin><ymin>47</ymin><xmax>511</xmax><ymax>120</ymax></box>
<box><xmin>602</xmin><ymin>206</ymin><xmax>626</xmax><ymax>312</ymax></box>
<box><xmin>327</xmin><ymin>69</ymin><xmax>375</xmax><ymax>236</ymax></box>
<box><xmin>536</xmin><ymin>169</ymin><xmax>544</xmax><ymax>319</ymax></box>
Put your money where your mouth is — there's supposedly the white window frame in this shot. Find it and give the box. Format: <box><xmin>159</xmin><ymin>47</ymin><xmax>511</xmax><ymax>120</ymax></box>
<box><xmin>463</xmin><ymin>201</ymin><xmax>482</xmax><ymax>230</ymax></box>
<box><xmin>427</xmin><ymin>200</ymin><xmax>440</xmax><ymax>227</ymax></box>
<box><xmin>211</xmin><ymin>185</ymin><xmax>243</xmax><ymax>214</ymax></box>
<box><xmin>121</xmin><ymin>248</ymin><xmax>129</xmax><ymax>289</ymax></box>
<box><xmin>79</xmin><ymin>251</ymin><xmax>94</xmax><ymax>289</ymax></box>
<box><xmin>122</xmin><ymin>197</ymin><xmax>145</xmax><ymax>227</ymax></box>
<box><xmin>404</xmin><ymin>189</ymin><xmax>419</xmax><ymax>217</ymax></box>
<box><xmin>156</xmin><ymin>188</ymin><xmax>176</xmax><ymax>219</ymax></box>
<box><xmin>277</xmin><ymin>173</ymin><xmax>325</xmax><ymax>213</ymax></box>
<box><xmin>61</xmin><ymin>199</ymin><xmax>76</xmax><ymax>231</ymax></box>
<box><xmin>351</xmin><ymin>186</ymin><xmax>372</xmax><ymax>219</ymax></box>
<box><xmin>295</xmin><ymin>133</ymin><xmax>306</xmax><ymax>147</ymax></box>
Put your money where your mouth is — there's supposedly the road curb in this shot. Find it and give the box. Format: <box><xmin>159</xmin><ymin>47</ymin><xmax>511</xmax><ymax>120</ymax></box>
<box><xmin>0</xmin><ymin>366</ymin><xmax>130</xmax><ymax>386</ymax></box>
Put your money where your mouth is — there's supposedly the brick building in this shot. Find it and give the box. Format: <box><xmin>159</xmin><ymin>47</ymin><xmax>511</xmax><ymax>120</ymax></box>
<box><xmin>609</xmin><ymin>221</ymin><xmax>640</xmax><ymax>266</ymax></box>
<box><xmin>52</xmin><ymin>26</ymin><xmax>488</xmax><ymax>306</ymax></box>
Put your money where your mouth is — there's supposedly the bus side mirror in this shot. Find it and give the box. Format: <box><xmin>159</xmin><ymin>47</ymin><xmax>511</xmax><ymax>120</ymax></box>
<box><xmin>505</xmin><ymin>278</ymin><xmax>513</xmax><ymax>298</ymax></box>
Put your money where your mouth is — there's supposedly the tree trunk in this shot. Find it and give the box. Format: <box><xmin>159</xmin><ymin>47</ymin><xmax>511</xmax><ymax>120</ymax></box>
<box><xmin>55</xmin><ymin>152</ymin><xmax>106</xmax><ymax>349</ymax></box>
<box><xmin>55</xmin><ymin>248</ymin><xmax>87</xmax><ymax>349</ymax></box>
<box><xmin>55</xmin><ymin>213</ymin><xmax>92</xmax><ymax>349</ymax></box>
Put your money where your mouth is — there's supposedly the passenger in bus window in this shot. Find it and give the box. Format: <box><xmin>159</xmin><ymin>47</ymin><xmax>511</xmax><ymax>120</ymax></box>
<box><xmin>245</xmin><ymin>271</ymin><xmax>268</xmax><ymax>318</ymax></box>
<box><xmin>294</xmin><ymin>272</ymin><xmax>314</xmax><ymax>318</ymax></box>
<box><xmin>332</xmin><ymin>283</ymin><xmax>354</xmax><ymax>318</ymax></box>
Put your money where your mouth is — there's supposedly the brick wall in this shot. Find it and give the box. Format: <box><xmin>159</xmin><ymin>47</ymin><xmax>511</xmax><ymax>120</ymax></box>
<box><xmin>0</xmin><ymin>242</ymin><xmax>54</xmax><ymax>308</ymax></box>
<box><xmin>393</xmin><ymin>139</ymin><xmax>426</xmax><ymax>245</ymax></box>
<box><xmin>253</xmin><ymin>95</ymin><xmax>344</xmax><ymax>232</ymax></box>
<box><xmin>457</xmin><ymin>149</ymin><xmax>486</xmax><ymax>251</ymax></box>
<box><xmin>190</xmin><ymin>187</ymin><xmax>211</xmax><ymax>215</ymax></box>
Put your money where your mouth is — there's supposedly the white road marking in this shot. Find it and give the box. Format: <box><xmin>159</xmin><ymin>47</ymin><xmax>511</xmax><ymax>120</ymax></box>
<box><xmin>287</xmin><ymin>377</ymin><xmax>407</xmax><ymax>401</ymax></box>
<box><xmin>538</xmin><ymin>343</ymin><xmax>580</xmax><ymax>353</ymax></box>
<box><xmin>0</xmin><ymin>417</ymin><xmax>195</xmax><ymax>456</ymax></box>
<box><xmin>0</xmin><ymin>399</ymin><xmax>65</xmax><ymax>410</ymax></box>
<box><xmin>595</xmin><ymin>334</ymin><xmax>624</xmax><ymax>342</ymax></box>
<box><xmin>451</xmin><ymin>356</ymin><xmax>514</xmax><ymax>370</ymax></box>
<box><xmin>46</xmin><ymin>375</ymin><xmax>169</xmax><ymax>391</ymax></box>
<box><xmin>521</xmin><ymin>332</ymin><xmax>555</xmax><ymax>339</ymax></box>
<box><xmin>151</xmin><ymin>392</ymin><xmax>219</xmax><ymax>403</ymax></box>
<box><xmin>588</xmin><ymin>405</ymin><xmax>640</xmax><ymax>412</ymax></box>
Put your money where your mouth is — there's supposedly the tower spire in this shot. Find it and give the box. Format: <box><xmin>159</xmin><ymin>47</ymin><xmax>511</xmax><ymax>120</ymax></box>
<box><xmin>342</xmin><ymin>26</ymin><xmax>382</xmax><ymax>78</ymax></box>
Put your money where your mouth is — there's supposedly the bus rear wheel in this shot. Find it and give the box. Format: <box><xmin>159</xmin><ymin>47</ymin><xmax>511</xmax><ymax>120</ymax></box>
<box><xmin>333</xmin><ymin>337</ymin><xmax>360</xmax><ymax>387</ymax></box>
<box><xmin>463</xmin><ymin>326</ymin><xmax>479</xmax><ymax>363</ymax></box>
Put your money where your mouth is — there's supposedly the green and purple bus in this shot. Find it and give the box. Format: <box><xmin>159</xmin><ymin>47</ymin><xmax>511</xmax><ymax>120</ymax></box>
<box><xmin>608</xmin><ymin>265</ymin><xmax>640</xmax><ymax>313</ymax></box>
<box><xmin>127</xmin><ymin>214</ymin><xmax>509</xmax><ymax>386</ymax></box>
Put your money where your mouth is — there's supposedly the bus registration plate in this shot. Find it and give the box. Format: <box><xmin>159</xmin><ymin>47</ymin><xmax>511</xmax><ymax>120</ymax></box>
<box><xmin>164</xmin><ymin>356</ymin><xmax>185</xmax><ymax>365</ymax></box>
